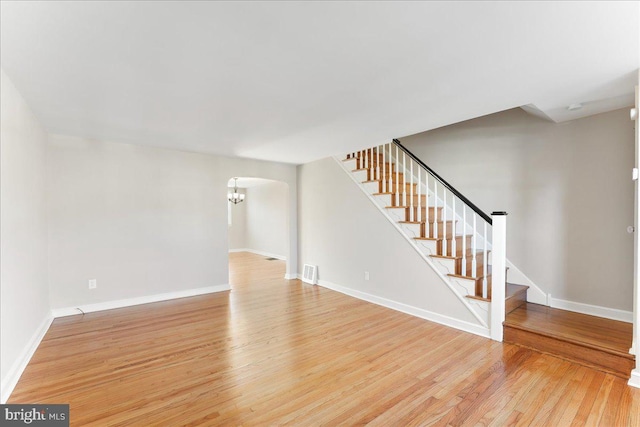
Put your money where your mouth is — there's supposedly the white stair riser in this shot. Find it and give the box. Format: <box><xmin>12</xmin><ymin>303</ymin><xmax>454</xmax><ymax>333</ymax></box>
<box><xmin>399</xmin><ymin>222</ymin><xmax>422</xmax><ymax>238</ymax></box>
<box><xmin>373</xmin><ymin>193</ymin><xmax>393</xmax><ymax>206</ymax></box>
<box><xmin>352</xmin><ymin>169</ymin><xmax>369</xmax><ymax>182</ymax></box>
<box><xmin>449</xmin><ymin>276</ymin><xmax>476</xmax><ymax>296</ymax></box>
<box><xmin>362</xmin><ymin>181</ymin><xmax>380</xmax><ymax>193</ymax></box>
<box><xmin>429</xmin><ymin>256</ymin><xmax>456</xmax><ymax>276</ymax></box>
<box><xmin>343</xmin><ymin>158</ymin><xmax>358</xmax><ymax>169</ymax></box>
<box><xmin>414</xmin><ymin>239</ymin><xmax>437</xmax><ymax>256</ymax></box>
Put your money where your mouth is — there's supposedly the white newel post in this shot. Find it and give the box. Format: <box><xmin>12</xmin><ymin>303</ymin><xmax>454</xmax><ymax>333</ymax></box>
<box><xmin>629</xmin><ymin>79</ymin><xmax>640</xmax><ymax>388</ymax></box>
<box><xmin>490</xmin><ymin>212</ymin><xmax>507</xmax><ymax>342</ymax></box>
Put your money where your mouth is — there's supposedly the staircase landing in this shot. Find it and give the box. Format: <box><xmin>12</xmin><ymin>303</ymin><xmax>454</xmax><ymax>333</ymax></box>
<box><xmin>504</xmin><ymin>303</ymin><xmax>634</xmax><ymax>378</ymax></box>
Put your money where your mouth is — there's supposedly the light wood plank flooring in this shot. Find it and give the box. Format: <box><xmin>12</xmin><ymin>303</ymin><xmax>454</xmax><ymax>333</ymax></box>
<box><xmin>9</xmin><ymin>252</ymin><xmax>640</xmax><ymax>425</ymax></box>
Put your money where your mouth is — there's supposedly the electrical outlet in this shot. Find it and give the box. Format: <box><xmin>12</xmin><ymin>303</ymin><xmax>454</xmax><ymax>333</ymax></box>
<box><xmin>364</xmin><ymin>271</ymin><xmax>370</xmax><ymax>281</ymax></box>
<box><xmin>88</xmin><ymin>279</ymin><xmax>97</xmax><ymax>289</ymax></box>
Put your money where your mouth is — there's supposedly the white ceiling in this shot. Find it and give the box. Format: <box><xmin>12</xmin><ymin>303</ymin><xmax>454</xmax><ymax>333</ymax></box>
<box><xmin>1</xmin><ymin>2</ymin><xmax>638</xmax><ymax>165</ymax></box>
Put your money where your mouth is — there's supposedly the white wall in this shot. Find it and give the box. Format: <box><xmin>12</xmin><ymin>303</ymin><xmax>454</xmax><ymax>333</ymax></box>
<box><xmin>0</xmin><ymin>70</ymin><xmax>51</xmax><ymax>400</ymax></box>
<box><xmin>403</xmin><ymin>108</ymin><xmax>635</xmax><ymax>312</ymax></box>
<box><xmin>47</xmin><ymin>134</ymin><xmax>298</xmax><ymax>309</ymax></box>
<box><xmin>297</xmin><ymin>157</ymin><xmax>482</xmax><ymax>328</ymax></box>
<box><xmin>245</xmin><ymin>181</ymin><xmax>288</xmax><ymax>259</ymax></box>
<box><xmin>228</xmin><ymin>189</ymin><xmax>247</xmax><ymax>250</ymax></box>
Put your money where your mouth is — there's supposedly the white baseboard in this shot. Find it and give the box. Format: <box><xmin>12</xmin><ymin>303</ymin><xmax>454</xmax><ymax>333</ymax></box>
<box><xmin>51</xmin><ymin>285</ymin><xmax>231</xmax><ymax>318</ymax></box>
<box><xmin>229</xmin><ymin>248</ymin><xmax>286</xmax><ymax>260</ymax></box>
<box><xmin>629</xmin><ymin>369</ymin><xmax>640</xmax><ymax>388</ymax></box>
<box><xmin>549</xmin><ymin>295</ymin><xmax>632</xmax><ymax>323</ymax></box>
<box><xmin>1</xmin><ymin>313</ymin><xmax>53</xmax><ymax>404</ymax></box>
<box><xmin>315</xmin><ymin>278</ymin><xmax>490</xmax><ymax>339</ymax></box>
<box><xmin>284</xmin><ymin>273</ymin><xmax>295</xmax><ymax>280</ymax></box>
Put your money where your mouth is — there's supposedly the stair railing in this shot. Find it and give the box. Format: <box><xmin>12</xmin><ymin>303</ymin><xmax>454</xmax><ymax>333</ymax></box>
<box><xmin>396</xmin><ymin>139</ymin><xmax>492</xmax><ymax>294</ymax></box>
<box><xmin>346</xmin><ymin>139</ymin><xmax>508</xmax><ymax>341</ymax></box>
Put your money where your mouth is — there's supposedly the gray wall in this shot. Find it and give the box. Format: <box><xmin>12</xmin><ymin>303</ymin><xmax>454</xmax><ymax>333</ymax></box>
<box><xmin>245</xmin><ymin>181</ymin><xmax>288</xmax><ymax>258</ymax></box>
<box><xmin>47</xmin><ymin>134</ymin><xmax>298</xmax><ymax>309</ymax></box>
<box><xmin>403</xmin><ymin>108</ymin><xmax>634</xmax><ymax>311</ymax></box>
<box><xmin>0</xmin><ymin>70</ymin><xmax>50</xmax><ymax>394</ymax></box>
<box><xmin>297</xmin><ymin>157</ymin><xmax>482</xmax><ymax>326</ymax></box>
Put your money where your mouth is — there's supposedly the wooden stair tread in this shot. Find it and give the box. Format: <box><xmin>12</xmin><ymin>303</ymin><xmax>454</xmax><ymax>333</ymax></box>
<box><xmin>466</xmin><ymin>295</ymin><xmax>490</xmax><ymax>302</ymax></box>
<box><xmin>447</xmin><ymin>273</ymin><xmax>491</xmax><ymax>281</ymax></box>
<box><xmin>431</xmin><ymin>250</ymin><xmax>487</xmax><ymax>261</ymax></box>
<box><xmin>504</xmin><ymin>303</ymin><xmax>632</xmax><ymax>357</ymax></box>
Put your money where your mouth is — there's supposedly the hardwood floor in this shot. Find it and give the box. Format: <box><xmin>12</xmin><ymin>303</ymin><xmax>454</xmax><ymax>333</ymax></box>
<box><xmin>9</xmin><ymin>252</ymin><xmax>640</xmax><ymax>425</ymax></box>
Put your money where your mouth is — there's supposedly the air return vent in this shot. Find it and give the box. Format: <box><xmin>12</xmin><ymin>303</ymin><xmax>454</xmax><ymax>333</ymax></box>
<box><xmin>302</xmin><ymin>264</ymin><xmax>317</xmax><ymax>285</ymax></box>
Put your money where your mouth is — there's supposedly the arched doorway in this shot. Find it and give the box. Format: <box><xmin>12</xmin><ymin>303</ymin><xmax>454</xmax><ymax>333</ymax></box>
<box><xmin>227</xmin><ymin>177</ymin><xmax>290</xmax><ymax>286</ymax></box>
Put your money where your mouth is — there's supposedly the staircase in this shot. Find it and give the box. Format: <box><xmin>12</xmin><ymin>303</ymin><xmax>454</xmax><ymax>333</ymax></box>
<box><xmin>350</xmin><ymin>153</ymin><xmax>512</xmax><ymax>303</ymax></box>
<box><xmin>339</xmin><ymin>142</ymin><xmax>520</xmax><ymax>333</ymax></box>
<box><xmin>339</xmin><ymin>140</ymin><xmax>634</xmax><ymax>379</ymax></box>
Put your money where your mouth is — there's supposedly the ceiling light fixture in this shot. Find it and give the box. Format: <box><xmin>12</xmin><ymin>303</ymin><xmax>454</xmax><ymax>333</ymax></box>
<box><xmin>567</xmin><ymin>103</ymin><xmax>583</xmax><ymax>111</ymax></box>
<box><xmin>228</xmin><ymin>178</ymin><xmax>245</xmax><ymax>204</ymax></box>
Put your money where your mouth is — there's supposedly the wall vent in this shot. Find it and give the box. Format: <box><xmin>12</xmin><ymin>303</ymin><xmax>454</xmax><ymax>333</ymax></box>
<box><xmin>302</xmin><ymin>264</ymin><xmax>317</xmax><ymax>285</ymax></box>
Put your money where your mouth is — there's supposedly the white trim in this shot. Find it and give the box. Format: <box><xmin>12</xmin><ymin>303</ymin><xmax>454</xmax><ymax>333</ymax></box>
<box><xmin>333</xmin><ymin>156</ymin><xmax>489</xmax><ymax>328</ymax></box>
<box><xmin>51</xmin><ymin>285</ymin><xmax>231</xmax><ymax>318</ymax></box>
<box><xmin>284</xmin><ymin>273</ymin><xmax>295</xmax><ymax>280</ymax></box>
<box><xmin>1</xmin><ymin>314</ymin><xmax>53</xmax><ymax>404</ymax></box>
<box><xmin>629</xmin><ymin>369</ymin><xmax>640</xmax><ymax>388</ymax></box>
<box><xmin>549</xmin><ymin>295</ymin><xmax>632</xmax><ymax>323</ymax></box>
<box><xmin>316</xmin><ymin>278</ymin><xmax>491</xmax><ymax>339</ymax></box>
<box><xmin>229</xmin><ymin>248</ymin><xmax>286</xmax><ymax>260</ymax></box>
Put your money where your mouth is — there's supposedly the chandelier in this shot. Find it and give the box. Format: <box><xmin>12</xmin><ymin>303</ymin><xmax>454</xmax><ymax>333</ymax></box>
<box><xmin>228</xmin><ymin>178</ymin><xmax>245</xmax><ymax>204</ymax></box>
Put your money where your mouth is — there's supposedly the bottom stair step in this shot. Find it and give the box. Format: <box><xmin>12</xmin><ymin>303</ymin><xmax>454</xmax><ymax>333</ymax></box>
<box><xmin>505</xmin><ymin>283</ymin><xmax>528</xmax><ymax>314</ymax></box>
<box><xmin>503</xmin><ymin>303</ymin><xmax>634</xmax><ymax>379</ymax></box>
